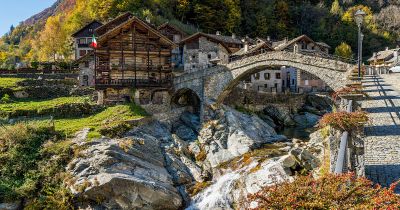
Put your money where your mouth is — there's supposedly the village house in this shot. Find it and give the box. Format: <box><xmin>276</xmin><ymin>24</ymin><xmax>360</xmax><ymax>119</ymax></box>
<box><xmin>91</xmin><ymin>12</ymin><xmax>177</xmax><ymax>104</ymax></box>
<box><xmin>157</xmin><ymin>22</ymin><xmax>188</xmax><ymax>70</ymax></box>
<box><xmin>180</xmin><ymin>32</ymin><xmax>243</xmax><ymax>73</ymax></box>
<box><xmin>72</xmin><ymin>20</ymin><xmax>103</xmax><ymax>60</ymax></box>
<box><xmin>72</xmin><ymin>21</ymin><xmax>103</xmax><ymax>86</ymax></box>
<box><xmin>367</xmin><ymin>47</ymin><xmax>400</xmax><ymax>74</ymax></box>
<box><xmin>240</xmin><ymin>35</ymin><xmax>331</xmax><ymax>93</ymax></box>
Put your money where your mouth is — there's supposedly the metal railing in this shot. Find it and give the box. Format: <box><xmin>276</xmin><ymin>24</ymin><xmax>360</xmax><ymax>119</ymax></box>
<box><xmin>95</xmin><ymin>78</ymin><xmax>172</xmax><ymax>87</ymax></box>
<box><xmin>334</xmin><ymin>99</ymin><xmax>353</xmax><ymax>174</ymax></box>
<box><xmin>228</xmin><ymin>49</ymin><xmax>357</xmax><ymax>64</ymax></box>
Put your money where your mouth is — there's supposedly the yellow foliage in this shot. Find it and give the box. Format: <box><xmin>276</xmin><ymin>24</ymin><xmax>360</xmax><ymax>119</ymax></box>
<box><xmin>342</xmin><ymin>5</ymin><xmax>376</xmax><ymax>31</ymax></box>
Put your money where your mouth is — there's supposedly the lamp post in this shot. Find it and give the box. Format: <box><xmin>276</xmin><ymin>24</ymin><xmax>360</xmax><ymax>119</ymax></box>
<box><xmin>354</xmin><ymin>9</ymin><xmax>366</xmax><ymax>80</ymax></box>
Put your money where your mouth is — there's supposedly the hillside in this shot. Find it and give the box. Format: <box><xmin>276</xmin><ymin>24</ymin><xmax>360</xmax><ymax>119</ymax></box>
<box><xmin>0</xmin><ymin>0</ymin><xmax>399</xmax><ymax>69</ymax></box>
<box><xmin>22</xmin><ymin>0</ymin><xmax>76</xmax><ymax>26</ymax></box>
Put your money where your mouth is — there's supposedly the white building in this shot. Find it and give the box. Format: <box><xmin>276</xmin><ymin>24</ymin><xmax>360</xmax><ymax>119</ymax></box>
<box><xmin>71</xmin><ymin>20</ymin><xmax>103</xmax><ymax>60</ymax></box>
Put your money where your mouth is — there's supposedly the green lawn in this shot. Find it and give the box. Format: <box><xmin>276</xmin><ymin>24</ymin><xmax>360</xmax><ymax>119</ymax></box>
<box><xmin>0</xmin><ymin>77</ymin><xmax>25</xmax><ymax>89</ymax></box>
<box><xmin>0</xmin><ymin>96</ymin><xmax>90</xmax><ymax>112</ymax></box>
<box><xmin>36</xmin><ymin>104</ymin><xmax>148</xmax><ymax>139</ymax></box>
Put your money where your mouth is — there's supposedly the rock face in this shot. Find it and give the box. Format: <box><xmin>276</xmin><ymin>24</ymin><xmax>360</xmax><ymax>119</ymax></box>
<box><xmin>67</xmin><ymin>122</ymin><xmax>183</xmax><ymax>210</ymax></box>
<box><xmin>198</xmin><ymin>106</ymin><xmax>286</xmax><ymax>168</ymax></box>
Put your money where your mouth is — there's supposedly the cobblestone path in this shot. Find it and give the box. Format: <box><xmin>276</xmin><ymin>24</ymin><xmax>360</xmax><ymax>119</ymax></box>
<box><xmin>362</xmin><ymin>75</ymin><xmax>400</xmax><ymax>192</ymax></box>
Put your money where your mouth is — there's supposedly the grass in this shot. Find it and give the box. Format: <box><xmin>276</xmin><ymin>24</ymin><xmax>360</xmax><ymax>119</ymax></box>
<box><xmin>36</xmin><ymin>104</ymin><xmax>148</xmax><ymax>139</ymax></box>
<box><xmin>0</xmin><ymin>77</ymin><xmax>25</xmax><ymax>89</ymax></box>
<box><xmin>0</xmin><ymin>96</ymin><xmax>90</xmax><ymax>113</ymax></box>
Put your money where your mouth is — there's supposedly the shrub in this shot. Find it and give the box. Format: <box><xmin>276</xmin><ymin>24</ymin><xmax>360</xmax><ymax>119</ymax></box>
<box><xmin>0</xmin><ymin>123</ymin><xmax>74</xmax><ymax>208</ymax></box>
<box><xmin>0</xmin><ymin>94</ymin><xmax>12</xmax><ymax>104</ymax></box>
<box><xmin>246</xmin><ymin>173</ymin><xmax>400</xmax><ymax>209</ymax></box>
<box><xmin>332</xmin><ymin>87</ymin><xmax>368</xmax><ymax>101</ymax></box>
<box><xmin>319</xmin><ymin>111</ymin><xmax>369</xmax><ymax>131</ymax></box>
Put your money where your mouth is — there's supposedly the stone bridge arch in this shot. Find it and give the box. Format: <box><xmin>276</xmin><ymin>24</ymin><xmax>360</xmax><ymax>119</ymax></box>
<box><xmin>171</xmin><ymin>88</ymin><xmax>202</xmax><ymax>114</ymax></box>
<box><xmin>174</xmin><ymin>51</ymin><xmax>356</xmax><ymax>107</ymax></box>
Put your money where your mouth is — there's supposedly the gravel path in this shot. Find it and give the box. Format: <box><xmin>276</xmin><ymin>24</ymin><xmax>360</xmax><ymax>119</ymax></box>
<box><xmin>362</xmin><ymin>75</ymin><xmax>400</xmax><ymax>191</ymax></box>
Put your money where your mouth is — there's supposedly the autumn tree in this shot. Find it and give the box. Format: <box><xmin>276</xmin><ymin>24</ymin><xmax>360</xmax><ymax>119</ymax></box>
<box><xmin>36</xmin><ymin>15</ymin><xmax>70</xmax><ymax>62</ymax></box>
<box><xmin>335</xmin><ymin>42</ymin><xmax>353</xmax><ymax>59</ymax></box>
<box><xmin>330</xmin><ymin>0</ymin><xmax>343</xmax><ymax>16</ymax></box>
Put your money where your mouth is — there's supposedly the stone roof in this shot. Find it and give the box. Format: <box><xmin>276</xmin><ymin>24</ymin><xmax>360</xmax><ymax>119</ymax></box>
<box><xmin>316</xmin><ymin>42</ymin><xmax>331</xmax><ymax>49</ymax></box>
<box><xmin>273</xmin><ymin>35</ymin><xmax>315</xmax><ymax>51</ymax></box>
<box><xmin>206</xmin><ymin>34</ymin><xmax>243</xmax><ymax>45</ymax></box>
<box><xmin>368</xmin><ymin>48</ymin><xmax>398</xmax><ymax>62</ymax></box>
<box><xmin>232</xmin><ymin>41</ymin><xmax>274</xmax><ymax>56</ymax></box>
<box><xmin>157</xmin><ymin>22</ymin><xmax>188</xmax><ymax>37</ymax></box>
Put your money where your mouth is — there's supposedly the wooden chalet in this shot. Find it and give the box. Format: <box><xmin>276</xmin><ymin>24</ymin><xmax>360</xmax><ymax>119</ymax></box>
<box><xmin>93</xmin><ymin>12</ymin><xmax>177</xmax><ymax>90</ymax></box>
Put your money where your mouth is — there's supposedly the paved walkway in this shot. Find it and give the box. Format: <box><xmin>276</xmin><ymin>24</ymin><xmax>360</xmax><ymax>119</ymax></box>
<box><xmin>362</xmin><ymin>75</ymin><xmax>400</xmax><ymax>192</ymax></box>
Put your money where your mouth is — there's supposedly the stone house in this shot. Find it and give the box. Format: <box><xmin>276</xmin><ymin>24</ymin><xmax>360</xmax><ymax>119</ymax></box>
<box><xmin>368</xmin><ymin>47</ymin><xmax>400</xmax><ymax>74</ymax></box>
<box><xmin>75</xmin><ymin>52</ymin><xmax>95</xmax><ymax>86</ymax></box>
<box><xmin>273</xmin><ymin>35</ymin><xmax>331</xmax><ymax>93</ymax></box>
<box><xmin>249</xmin><ymin>67</ymin><xmax>283</xmax><ymax>93</ymax></box>
<box><xmin>157</xmin><ymin>22</ymin><xmax>188</xmax><ymax>70</ymax></box>
<box><xmin>180</xmin><ymin>32</ymin><xmax>243</xmax><ymax>73</ymax></box>
<box><xmin>71</xmin><ymin>20</ymin><xmax>103</xmax><ymax>60</ymax></box>
<box><xmin>272</xmin><ymin>35</ymin><xmax>330</xmax><ymax>54</ymax></box>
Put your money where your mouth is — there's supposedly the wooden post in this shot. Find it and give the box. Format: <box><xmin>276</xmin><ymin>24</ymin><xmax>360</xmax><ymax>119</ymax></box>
<box><xmin>159</xmin><ymin>44</ymin><xmax>161</xmax><ymax>84</ymax></box>
<box><xmin>133</xmin><ymin>24</ymin><xmax>137</xmax><ymax>86</ymax></box>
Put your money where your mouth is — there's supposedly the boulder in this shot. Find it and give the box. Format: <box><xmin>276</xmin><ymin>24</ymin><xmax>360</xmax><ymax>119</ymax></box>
<box><xmin>199</xmin><ymin>106</ymin><xmax>287</xmax><ymax>168</ymax></box>
<box><xmin>180</xmin><ymin>111</ymin><xmax>201</xmax><ymax>132</ymax></box>
<box><xmin>67</xmin><ymin>122</ymin><xmax>182</xmax><ymax>210</ymax></box>
<box><xmin>262</xmin><ymin>105</ymin><xmax>296</xmax><ymax>127</ymax></box>
<box><xmin>293</xmin><ymin>112</ymin><xmax>320</xmax><ymax>128</ymax></box>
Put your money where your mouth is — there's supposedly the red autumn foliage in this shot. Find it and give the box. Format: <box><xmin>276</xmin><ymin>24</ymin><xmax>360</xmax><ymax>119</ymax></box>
<box><xmin>332</xmin><ymin>87</ymin><xmax>367</xmax><ymax>101</ymax></box>
<box><xmin>246</xmin><ymin>173</ymin><xmax>400</xmax><ymax>209</ymax></box>
<box><xmin>319</xmin><ymin>111</ymin><xmax>369</xmax><ymax>131</ymax></box>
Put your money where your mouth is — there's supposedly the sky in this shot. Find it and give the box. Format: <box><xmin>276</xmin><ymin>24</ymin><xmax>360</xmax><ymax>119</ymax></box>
<box><xmin>0</xmin><ymin>0</ymin><xmax>56</xmax><ymax>36</ymax></box>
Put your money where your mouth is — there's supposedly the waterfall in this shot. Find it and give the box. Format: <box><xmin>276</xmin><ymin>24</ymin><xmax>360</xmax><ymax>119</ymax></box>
<box><xmin>186</xmin><ymin>161</ymin><xmax>258</xmax><ymax>210</ymax></box>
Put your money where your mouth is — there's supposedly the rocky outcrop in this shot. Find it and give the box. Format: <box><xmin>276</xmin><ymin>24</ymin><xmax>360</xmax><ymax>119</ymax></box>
<box><xmin>197</xmin><ymin>106</ymin><xmax>286</xmax><ymax>168</ymax></box>
<box><xmin>67</xmin><ymin>122</ymin><xmax>183</xmax><ymax>210</ymax></box>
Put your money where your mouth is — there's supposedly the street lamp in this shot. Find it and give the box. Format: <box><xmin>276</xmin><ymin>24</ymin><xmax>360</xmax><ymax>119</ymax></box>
<box><xmin>354</xmin><ymin>9</ymin><xmax>366</xmax><ymax>80</ymax></box>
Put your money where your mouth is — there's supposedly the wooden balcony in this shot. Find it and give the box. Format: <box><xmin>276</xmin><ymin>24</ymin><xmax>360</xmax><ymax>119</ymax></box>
<box><xmin>95</xmin><ymin>78</ymin><xmax>172</xmax><ymax>89</ymax></box>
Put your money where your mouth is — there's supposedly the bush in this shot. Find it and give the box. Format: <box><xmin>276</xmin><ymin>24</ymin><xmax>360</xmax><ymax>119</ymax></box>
<box><xmin>0</xmin><ymin>94</ymin><xmax>12</xmax><ymax>104</ymax></box>
<box><xmin>319</xmin><ymin>111</ymin><xmax>369</xmax><ymax>131</ymax></box>
<box><xmin>332</xmin><ymin>87</ymin><xmax>368</xmax><ymax>101</ymax></box>
<box><xmin>247</xmin><ymin>173</ymin><xmax>400</xmax><ymax>209</ymax></box>
<box><xmin>0</xmin><ymin>123</ymin><xmax>74</xmax><ymax>208</ymax></box>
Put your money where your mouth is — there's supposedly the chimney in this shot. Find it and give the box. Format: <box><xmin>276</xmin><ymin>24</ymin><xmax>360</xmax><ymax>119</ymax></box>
<box><xmin>216</xmin><ymin>31</ymin><xmax>221</xmax><ymax>36</ymax></box>
<box><xmin>232</xmin><ymin>33</ymin><xmax>236</xmax><ymax>39</ymax></box>
<box><xmin>267</xmin><ymin>36</ymin><xmax>271</xmax><ymax>42</ymax></box>
<box><xmin>284</xmin><ymin>37</ymin><xmax>288</xmax><ymax>43</ymax></box>
<box><xmin>386</xmin><ymin>46</ymin><xmax>389</xmax><ymax>51</ymax></box>
<box><xmin>244</xmin><ymin>42</ymin><xmax>249</xmax><ymax>52</ymax></box>
<box><xmin>145</xmin><ymin>16</ymin><xmax>151</xmax><ymax>23</ymax></box>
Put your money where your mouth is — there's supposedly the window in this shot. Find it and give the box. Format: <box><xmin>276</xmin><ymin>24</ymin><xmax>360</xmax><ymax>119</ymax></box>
<box><xmin>276</xmin><ymin>73</ymin><xmax>281</xmax><ymax>79</ymax></box>
<box><xmin>208</xmin><ymin>54</ymin><xmax>212</xmax><ymax>59</ymax></box>
<box><xmin>78</xmin><ymin>38</ymin><xmax>87</xmax><ymax>44</ymax></box>
<box><xmin>264</xmin><ymin>73</ymin><xmax>270</xmax><ymax>80</ymax></box>
<box><xmin>79</xmin><ymin>50</ymin><xmax>87</xmax><ymax>57</ymax></box>
<box><xmin>192</xmin><ymin>55</ymin><xmax>196</xmax><ymax>59</ymax></box>
<box><xmin>89</xmin><ymin>28</ymin><xmax>93</xmax><ymax>33</ymax></box>
<box><xmin>292</xmin><ymin>79</ymin><xmax>295</xmax><ymax>85</ymax></box>
<box><xmin>254</xmin><ymin>73</ymin><xmax>260</xmax><ymax>80</ymax></box>
<box><xmin>264</xmin><ymin>84</ymin><xmax>268</xmax><ymax>88</ymax></box>
<box><xmin>84</xmin><ymin>61</ymin><xmax>89</xmax><ymax>68</ymax></box>
<box><xmin>192</xmin><ymin>65</ymin><xmax>196</xmax><ymax>69</ymax></box>
<box><xmin>173</xmin><ymin>34</ymin><xmax>181</xmax><ymax>43</ymax></box>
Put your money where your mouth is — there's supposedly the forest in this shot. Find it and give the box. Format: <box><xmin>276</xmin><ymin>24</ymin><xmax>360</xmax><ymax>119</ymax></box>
<box><xmin>0</xmin><ymin>0</ymin><xmax>399</xmax><ymax>69</ymax></box>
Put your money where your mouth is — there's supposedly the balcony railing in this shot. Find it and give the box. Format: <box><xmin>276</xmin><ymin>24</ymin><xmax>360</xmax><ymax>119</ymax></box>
<box><xmin>95</xmin><ymin>78</ymin><xmax>172</xmax><ymax>88</ymax></box>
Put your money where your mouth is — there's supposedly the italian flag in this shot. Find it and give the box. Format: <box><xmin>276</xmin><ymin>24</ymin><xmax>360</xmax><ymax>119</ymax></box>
<box><xmin>90</xmin><ymin>34</ymin><xmax>98</xmax><ymax>48</ymax></box>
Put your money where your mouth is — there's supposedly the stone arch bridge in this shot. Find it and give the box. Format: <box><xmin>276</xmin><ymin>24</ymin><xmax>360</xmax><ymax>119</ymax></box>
<box><xmin>174</xmin><ymin>51</ymin><xmax>355</xmax><ymax>106</ymax></box>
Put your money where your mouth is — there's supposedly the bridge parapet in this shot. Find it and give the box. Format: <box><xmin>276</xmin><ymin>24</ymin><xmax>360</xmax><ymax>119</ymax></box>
<box><xmin>226</xmin><ymin>51</ymin><xmax>355</xmax><ymax>73</ymax></box>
